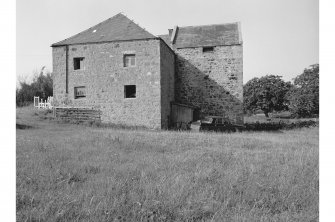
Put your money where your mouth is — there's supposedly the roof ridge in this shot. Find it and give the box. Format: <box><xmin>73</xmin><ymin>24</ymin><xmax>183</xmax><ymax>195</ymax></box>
<box><xmin>178</xmin><ymin>21</ymin><xmax>240</xmax><ymax>29</ymax></box>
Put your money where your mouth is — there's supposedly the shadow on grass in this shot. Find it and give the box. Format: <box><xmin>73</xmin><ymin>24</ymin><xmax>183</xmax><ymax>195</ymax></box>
<box><xmin>16</xmin><ymin>123</ymin><xmax>34</xmax><ymax>130</ymax></box>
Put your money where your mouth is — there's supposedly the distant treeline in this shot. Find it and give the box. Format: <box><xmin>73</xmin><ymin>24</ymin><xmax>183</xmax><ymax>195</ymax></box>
<box><xmin>243</xmin><ymin>64</ymin><xmax>319</xmax><ymax>118</ymax></box>
<box><xmin>16</xmin><ymin>67</ymin><xmax>53</xmax><ymax>107</ymax></box>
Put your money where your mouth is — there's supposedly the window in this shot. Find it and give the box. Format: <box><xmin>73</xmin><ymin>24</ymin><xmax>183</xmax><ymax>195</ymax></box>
<box><xmin>73</xmin><ymin>57</ymin><xmax>84</xmax><ymax>70</ymax></box>
<box><xmin>203</xmin><ymin>47</ymin><xmax>214</xmax><ymax>53</ymax></box>
<box><xmin>124</xmin><ymin>85</ymin><xmax>136</xmax><ymax>98</ymax></box>
<box><xmin>123</xmin><ymin>54</ymin><xmax>136</xmax><ymax>67</ymax></box>
<box><xmin>74</xmin><ymin>86</ymin><xmax>86</xmax><ymax>99</ymax></box>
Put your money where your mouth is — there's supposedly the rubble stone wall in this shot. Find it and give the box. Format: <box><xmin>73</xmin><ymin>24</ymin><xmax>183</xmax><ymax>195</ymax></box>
<box><xmin>160</xmin><ymin>41</ymin><xmax>175</xmax><ymax>128</ymax></box>
<box><xmin>52</xmin><ymin>39</ymin><xmax>164</xmax><ymax>129</ymax></box>
<box><xmin>175</xmin><ymin>45</ymin><xmax>244</xmax><ymax>124</ymax></box>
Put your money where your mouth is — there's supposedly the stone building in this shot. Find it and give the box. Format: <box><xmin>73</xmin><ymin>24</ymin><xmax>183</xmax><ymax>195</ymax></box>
<box><xmin>51</xmin><ymin>13</ymin><xmax>243</xmax><ymax>129</ymax></box>
<box><xmin>159</xmin><ymin>23</ymin><xmax>243</xmax><ymax>124</ymax></box>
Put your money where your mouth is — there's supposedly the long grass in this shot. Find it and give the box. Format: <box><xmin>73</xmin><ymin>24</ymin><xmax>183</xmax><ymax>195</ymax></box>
<box><xmin>16</xmin><ymin>106</ymin><xmax>319</xmax><ymax>221</ymax></box>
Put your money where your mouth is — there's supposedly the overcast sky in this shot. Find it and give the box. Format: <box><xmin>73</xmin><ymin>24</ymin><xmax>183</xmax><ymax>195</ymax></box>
<box><xmin>17</xmin><ymin>0</ymin><xmax>318</xmax><ymax>83</ymax></box>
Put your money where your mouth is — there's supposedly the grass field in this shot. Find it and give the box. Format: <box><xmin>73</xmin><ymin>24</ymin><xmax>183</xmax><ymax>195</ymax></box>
<box><xmin>16</xmin><ymin>106</ymin><xmax>319</xmax><ymax>221</ymax></box>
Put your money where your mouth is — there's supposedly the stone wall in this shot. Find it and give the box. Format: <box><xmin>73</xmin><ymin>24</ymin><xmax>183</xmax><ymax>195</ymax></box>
<box><xmin>52</xmin><ymin>38</ymin><xmax>244</xmax><ymax>128</ymax></box>
<box><xmin>160</xmin><ymin>41</ymin><xmax>175</xmax><ymax>129</ymax></box>
<box><xmin>175</xmin><ymin>45</ymin><xmax>243</xmax><ymax>124</ymax></box>
<box><xmin>52</xmin><ymin>39</ymin><xmax>164</xmax><ymax>129</ymax></box>
<box><xmin>52</xmin><ymin>46</ymin><xmax>68</xmax><ymax>103</ymax></box>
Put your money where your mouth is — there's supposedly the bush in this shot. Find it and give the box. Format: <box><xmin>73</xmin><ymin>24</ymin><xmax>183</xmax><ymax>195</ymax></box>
<box><xmin>244</xmin><ymin>120</ymin><xmax>318</xmax><ymax>131</ymax></box>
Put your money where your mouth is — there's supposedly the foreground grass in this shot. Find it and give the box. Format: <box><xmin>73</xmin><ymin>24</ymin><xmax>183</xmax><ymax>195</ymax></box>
<box><xmin>16</xmin><ymin>107</ymin><xmax>318</xmax><ymax>221</ymax></box>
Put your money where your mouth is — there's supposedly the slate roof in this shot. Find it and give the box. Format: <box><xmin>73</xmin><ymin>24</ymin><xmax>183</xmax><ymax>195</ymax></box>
<box><xmin>52</xmin><ymin>13</ymin><xmax>157</xmax><ymax>46</ymax></box>
<box><xmin>171</xmin><ymin>22</ymin><xmax>242</xmax><ymax>49</ymax></box>
<box><xmin>157</xmin><ymin>34</ymin><xmax>171</xmax><ymax>47</ymax></box>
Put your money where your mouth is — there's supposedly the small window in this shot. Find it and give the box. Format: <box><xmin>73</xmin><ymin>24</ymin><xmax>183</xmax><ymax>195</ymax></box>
<box><xmin>123</xmin><ymin>54</ymin><xmax>136</xmax><ymax>67</ymax></box>
<box><xmin>203</xmin><ymin>47</ymin><xmax>214</xmax><ymax>53</ymax></box>
<box><xmin>74</xmin><ymin>86</ymin><xmax>86</xmax><ymax>99</ymax></box>
<box><xmin>74</xmin><ymin>57</ymin><xmax>84</xmax><ymax>70</ymax></box>
<box><xmin>124</xmin><ymin>85</ymin><xmax>136</xmax><ymax>98</ymax></box>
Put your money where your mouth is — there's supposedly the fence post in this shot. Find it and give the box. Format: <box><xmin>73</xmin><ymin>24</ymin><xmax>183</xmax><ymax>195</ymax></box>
<box><xmin>33</xmin><ymin>96</ymin><xmax>39</xmax><ymax>108</ymax></box>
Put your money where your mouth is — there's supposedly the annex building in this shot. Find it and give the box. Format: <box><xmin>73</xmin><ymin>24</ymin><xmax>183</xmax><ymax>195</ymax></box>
<box><xmin>51</xmin><ymin>13</ymin><xmax>243</xmax><ymax>129</ymax></box>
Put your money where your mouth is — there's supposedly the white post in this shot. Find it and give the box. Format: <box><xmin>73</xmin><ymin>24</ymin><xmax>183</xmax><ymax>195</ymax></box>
<box><xmin>34</xmin><ymin>96</ymin><xmax>39</xmax><ymax>108</ymax></box>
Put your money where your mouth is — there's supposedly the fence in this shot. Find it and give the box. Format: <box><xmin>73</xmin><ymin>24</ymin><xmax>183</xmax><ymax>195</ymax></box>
<box><xmin>34</xmin><ymin>96</ymin><xmax>53</xmax><ymax>109</ymax></box>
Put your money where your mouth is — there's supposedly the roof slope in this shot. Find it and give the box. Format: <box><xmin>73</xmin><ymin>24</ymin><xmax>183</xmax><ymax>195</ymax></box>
<box><xmin>157</xmin><ymin>34</ymin><xmax>171</xmax><ymax>47</ymax></box>
<box><xmin>173</xmin><ymin>22</ymin><xmax>242</xmax><ymax>48</ymax></box>
<box><xmin>52</xmin><ymin>13</ymin><xmax>156</xmax><ymax>46</ymax></box>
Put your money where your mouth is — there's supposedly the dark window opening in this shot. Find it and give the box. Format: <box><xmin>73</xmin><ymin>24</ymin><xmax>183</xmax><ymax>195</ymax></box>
<box><xmin>73</xmin><ymin>57</ymin><xmax>84</xmax><ymax>70</ymax></box>
<box><xmin>203</xmin><ymin>47</ymin><xmax>214</xmax><ymax>53</ymax></box>
<box><xmin>123</xmin><ymin>54</ymin><xmax>136</xmax><ymax>67</ymax></box>
<box><xmin>74</xmin><ymin>86</ymin><xmax>86</xmax><ymax>99</ymax></box>
<box><xmin>124</xmin><ymin>85</ymin><xmax>136</xmax><ymax>98</ymax></box>
<box><xmin>193</xmin><ymin>109</ymin><xmax>200</xmax><ymax>121</ymax></box>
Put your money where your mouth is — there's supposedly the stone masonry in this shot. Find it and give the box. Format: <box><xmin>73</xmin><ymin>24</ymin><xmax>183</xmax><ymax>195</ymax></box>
<box><xmin>159</xmin><ymin>40</ymin><xmax>175</xmax><ymax>128</ymax></box>
<box><xmin>175</xmin><ymin>45</ymin><xmax>243</xmax><ymax>124</ymax></box>
<box><xmin>53</xmin><ymin>39</ymin><xmax>175</xmax><ymax>129</ymax></box>
<box><xmin>160</xmin><ymin>22</ymin><xmax>244</xmax><ymax>124</ymax></box>
<box><xmin>52</xmin><ymin>13</ymin><xmax>243</xmax><ymax>128</ymax></box>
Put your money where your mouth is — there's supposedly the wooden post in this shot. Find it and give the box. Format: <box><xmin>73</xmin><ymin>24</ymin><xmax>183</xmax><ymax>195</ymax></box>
<box><xmin>34</xmin><ymin>96</ymin><xmax>39</xmax><ymax>108</ymax></box>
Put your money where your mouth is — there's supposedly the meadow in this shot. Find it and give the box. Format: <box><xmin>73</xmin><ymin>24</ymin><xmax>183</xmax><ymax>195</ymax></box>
<box><xmin>16</xmin><ymin>106</ymin><xmax>318</xmax><ymax>221</ymax></box>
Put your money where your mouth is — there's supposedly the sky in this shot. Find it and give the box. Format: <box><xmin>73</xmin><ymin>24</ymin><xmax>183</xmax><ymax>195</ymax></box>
<box><xmin>16</xmin><ymin>0</ymin><xmax>319</xmax><ymax>83</ymax></box>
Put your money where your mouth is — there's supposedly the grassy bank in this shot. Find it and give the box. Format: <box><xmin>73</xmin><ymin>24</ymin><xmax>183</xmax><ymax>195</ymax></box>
<box><xmin>16</xmin><ymin>106</ymin><xmax>319</xmax><ymax>221</ymax></box>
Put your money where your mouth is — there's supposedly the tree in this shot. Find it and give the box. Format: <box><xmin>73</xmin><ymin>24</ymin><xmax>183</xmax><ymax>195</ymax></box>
<box><xmin>286</xmin><ymin>64</ymin><xmax>319</xmax><ymax>117</ymax></box>
<box><xmin>16</xmin><ymin>67</ymin><xmax>53</xmax><ymax>107</ymax></box>
<box><xmin>31</xmin><ymin>70</ymin><xmax>53</xmax><ymax>99</ymax></box>
<box><xmin>243</xmin><ymin>75</ymin><xmax>292</xmax><ymax>117</ymax></box>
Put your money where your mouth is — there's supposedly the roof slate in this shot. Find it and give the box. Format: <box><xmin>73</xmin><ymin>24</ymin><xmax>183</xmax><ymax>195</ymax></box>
<box><xmin>173</xmin><ymin>22</ymin><xmax>242</xmax><ymax>48</ymax></box>
<box><xmin>157</xmin><ymin>34</ymin><xmax>171</xmax><ymax>47</ymax></box>
<box><xmin>52</xmin><ymin>13</ymin><xmax>156</xmax><ymax>46</ymax></box>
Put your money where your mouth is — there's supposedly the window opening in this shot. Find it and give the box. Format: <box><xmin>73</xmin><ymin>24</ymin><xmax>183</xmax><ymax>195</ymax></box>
<box><xmin>123</xmin><ymin>54</ymin><xmax>136</xmax><ymax>67</ymax></box>
<box><xmin>124</xmin><ymin>85</ymin><xmax>136</xmax><ymax>98</ymax></box>
<box><xmin>74</xmin><ymin>57</ymin><xmax>84</xmax><ymax>70</ymax></box>
<box><xmin>74</xmin><ymin>86</ymin><xmax>86</xmax><ymax>98</ymax></box>
<box><xmin>202</xmin><ymin>47</ymin><xmax>214</xmax><ymax>53</ymax></box>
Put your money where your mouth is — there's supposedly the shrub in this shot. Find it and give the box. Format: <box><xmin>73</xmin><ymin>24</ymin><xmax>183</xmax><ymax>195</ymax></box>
<box><xmin>244</xmin><ymin>120</ymin><xmax>318</xmax><ymax>131</ymax></box>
